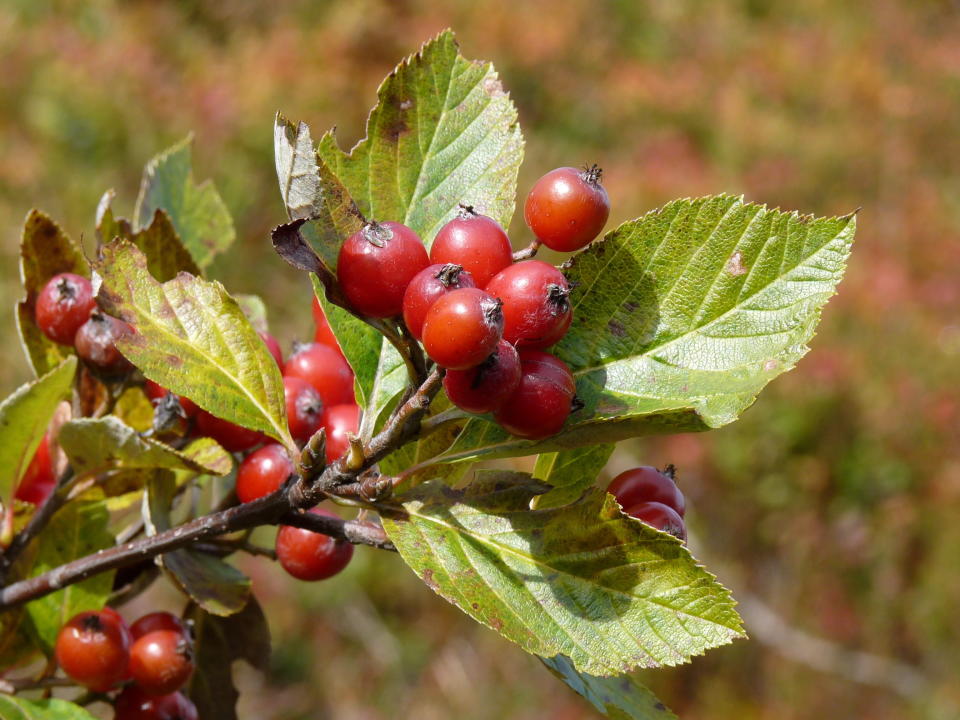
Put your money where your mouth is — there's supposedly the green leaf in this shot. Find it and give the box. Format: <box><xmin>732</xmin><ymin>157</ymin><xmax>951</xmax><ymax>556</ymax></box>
<box><xmin>317</xmin><ymin>29</ymin><xmax>523</xmax><ymax>244</ymax></box>
<box><xmin>25</xmin><ymin>501</ymin><xmax>115</xmax><ymax>654</ymax></box>
<box><xmin>112</xmin><ymin>387</ymin><xmax>155</xmax><ymax>433</ymax></box>
<box><xmin>179</xmin><ymin>437</ymin><xmax>234</xmax><ymax>478</ymax></box>
<box><xmin>532</xmin><ymin>444</ymin><xmax>614</xmax><ymax>510</ymax></box>
<box><xmin>186</xmin><ymin>597</ymin><xmax>271</xmax><ymax>720</ymax></box>
<box><xmin>0</xmin><ymin>696</ymin><xmax>98</xmax><ymax>719</ymax></box>
<box><xmin>146</xmin><ymin>472</ymin><xmax>250</xmax><ymax>616</ymax></box>
<box><xmin>235</xmin><ymin>294</ymin><xmax>269</xmax><ymax>334</ymax></box>
<box><xmin>96</xmin><ymin>189</ymin><xmax>202</xmax><ymax>281</ymax></box>
<box><xmin>0</xmin><ymin>356</ymin><xmax>76</xmax><ymax>509</ymax></box>
<box><xmin>134</xmin><ymin>136</ymin><xmax>235</xmax><ymax>269</ymax></box>
<box><xmin>58</xmin><ymin>416</ymin><xmax>230</xmax><ymax>478</ymax></box>
<box><xmin>381</xmin><ymin>471</ymin><xmax>743</xmax><ymax>675</ymax></box>
<box><xmin>432</xmin><ymin>196</ymin><xmax>856</xmax><ymax>463</ymax></box>
<box><xmin>95</xmin><ymin>240</ymin><xmax>293</xmax><ymax>450</ymax></box>
<box><xmin>359</xmin><ymin>341</ymin><xmax>406</xmax><ymax>441</ymax></box>
<box><xmin>16</xmin><ymin>210</ymin><xmax>88</xmax><ymax>376</ymax></box>
<box><xmin>541</xmin><ymin>654</ymin><xmax>677</xmax><ymax>720</ymax></box>
<box><xmin>310</xmin><ymin>276</ymin><xmax>379</xmax><ymax>406</ymax></box>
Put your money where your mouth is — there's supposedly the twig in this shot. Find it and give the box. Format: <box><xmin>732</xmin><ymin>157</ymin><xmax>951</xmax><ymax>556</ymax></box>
<box><xmin>512</xmin><ymin>238</ymin><xmax>541</xmax><ymax>261</ymax></box>
<box><xmin>0</xmin><ymin>676</ymin><xmax>77</xmax><ymax>695</ymax></box>
<box><xmin>0</xmin><ymin>367</ymin><xmax>442</xmax><ymax>611</ymax></box>
<box><xmin>0</xmin><ymin>470</ymin><xmax>75</xmax><ymax>580</ymax></box>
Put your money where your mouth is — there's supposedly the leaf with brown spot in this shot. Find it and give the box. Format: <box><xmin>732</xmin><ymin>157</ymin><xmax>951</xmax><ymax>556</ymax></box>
<box><xmin>17</xmin><ymin>210</ymin><xmax>88</xmax><ymax>376</ymax></box>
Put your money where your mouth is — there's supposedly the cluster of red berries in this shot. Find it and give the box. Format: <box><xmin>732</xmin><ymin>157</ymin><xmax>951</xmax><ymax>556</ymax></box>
<box><xmin>54</xmin><ymin>608</ymin><xmax>197</xmax><ymax>719</ymax></box>
<box><xmin>35</xmin><ymin>272</ymin><xmax>134</xmax><ymax>376</ymax></box>
<box><xmin>607</xmin><ymin>466</ymin><xmax>688</xmax><ymax>542</ymax></box>
<box><xmin>336</xmin><ymin>166</ymin><xmax>610</xmax><ymax>439</ymax></box>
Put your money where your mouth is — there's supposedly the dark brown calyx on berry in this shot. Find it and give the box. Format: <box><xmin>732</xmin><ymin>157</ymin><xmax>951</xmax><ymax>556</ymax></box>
<box><xmin>361</xmin><ymin>220</ymin><xmax>394</xmax><ymax>248</ymax></box>
<box><xmin>580</xmin><ymin>164</ymin><xmax>603</xmax><ymax>185</ymax></box>
<box><xmin>482</xmin><ymin>296</ymin><xmax>504</xmax><ymax>328</ymax></box>
<box><xmin>81</xmin><ymin>614</ymin><xmax>105</xmax><ymax>633</ymax></box>
<box><xmin>456</xmin><ymin>203</ymin><xmax>478</xmax><ymax>219</ymax></box>
<box><xmin>546</xmin><ymin>283</ymin><xmax>571</xmax><ymax>315</ymax></box>
<box><xmin>662</xmin><ymin>464</ymin><xmax>677</xmax><ymax>481</ymax></box>
<box><xmin>435</xmin><ymin>263</ymin><xmax>465</xmax><ymax>287</ymax></box>
<box><xmin>571</xmin><ymin>395</ymin><xmax>585</xmax><ymax>413</ymax></box>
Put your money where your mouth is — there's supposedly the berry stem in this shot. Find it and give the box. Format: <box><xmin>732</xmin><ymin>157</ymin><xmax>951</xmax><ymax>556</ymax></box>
<box><xmin>512</xmin><ymin>238</ymin><xmax>541</xmax><ymax>261</ymax></box>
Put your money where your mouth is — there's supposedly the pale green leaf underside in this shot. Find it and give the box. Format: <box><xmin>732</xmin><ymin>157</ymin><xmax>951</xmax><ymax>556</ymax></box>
<box><xmin>17</xmin><ymin>210</ymin><xmax>88</xmax><ymax>377</ymax></box>
<box><xmin>382</xmin><ymin>472</ymin><xmax>743</xmax><ymax>676</ymax></box>
<box><xmin>58</xmin><ymin>417</ymin><xmax>230</xmax><ymax>478</ymax></box>
<box><xmin>134</xmin><ymin>136</ymin><xmax>235</xmax><ymax>269</ymax></box>
<box><xmin>96</xmin><ymin>240</ymin><xmax>293</xmax><ymax>450</ymax></box>
<box><xmin>146</xmin><ymin>472</ymin><xmax>250</xmax><ymax>616</ymax></box>
<box><xmin>0</xmin><ymin>356</ymin><xmax>76</xmax><ymax>508</ymax></box>
<box><xmin>430</xmin><ymin>195</ymin><xmax>855</xmax><ymax>464</ymax></box>
<box><xmin>317</xmin><ymin>29</ymin><xmax>523</xmax><ymax>245</ymax></box>
<box><xmin>532</xmin><ymin>444</ymin><xmax>615</xmax><ymax>510</ymax></box>
<box><xmin>541</xmin><ymin>654</ymin><xmax>677</xmax><ymax>720</ymax></box>
<box><xmin>0</xmin><ymin>696</ymin><xmax>98</xmax><ymax>720</ymax></box>
<box><xmin>25</xmin><ymin>501</ymin><xmax>115</xmax><ymax>653</ymax></box>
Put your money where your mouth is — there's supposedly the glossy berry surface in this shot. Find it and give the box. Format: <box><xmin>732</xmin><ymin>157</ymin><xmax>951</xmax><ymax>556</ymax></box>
<box><xmin>276</xmin><ymin>507</ymin><xmax>354</xmax><ymax>581</ymax></box>
<box><xmin>114</xmin><ymin>686</ymin><xmax>198</xmax><ymax>720</ymax></box>
<box><xmin>130</xmin><ymin>612</ymin><xmax>187</xmax><ymax>641</ymax></box>
<box><xmin>402</xmin><ymin>263</ymin><xmax>476</xmax><ymax>339</ymax></box>
<box><xmin>430</xmin><ymin>208</ymin><xmax>513</xmax><ymax>287</ymax></box>
<box><xmin>55</xmin><ymin>609</ymin><xmax>131</xmax><ymax>692</ymax></box>
<box><xmin>494</xmin><ymin>350</ymin><xmax>576</xmax><ymax>439</ymax></box>
<box><xmin>608</xmin><ymin>466</ymin><xmax>686</xmax><ymax>517</ymax></box>
<box><xmin>322</xmin><ymin>403</ymin><xmax>361</xmax><ymax>463</ymax></box>
<box><xmin>485</xmin><ymin>260</ymin><xmax>572</xmax><ymax>349</ymax></box>
<box><xmin>443</xmin><ymin>339</ymin><xmax>521</xmax><ymax>414</ymax></box>
<box><xmin>421</xmin><ymin>288</ymin><xmax>504</xmax><ymax>370</ymax></box>
<box><xmin>524</xmin><ymin>165</ymin><xmax>610</xmax><ymax>252</ymax></box>
<box><xmin>284</xmin><ymin>342</ymin><xmax>355</xmax><ymax>407</ymax></box>
<box><xmin>129</xmin><ymin>629</ymin><xmax>194</xmax><ymax>696</ymax></box>
<box><xmin>145</xmin><ymin>381</ymin><xmax>199</xmax><ymax>419</ymax></box>
<box><xmin>283</xmin><ymin>376</ymin><xmax>324</xmax><ymax>445</ymax></box>
<box><xmin>624</xmin><ymin>501</ymin><xmax>687</xmax><ymax>542</ymax></box>
<box><xmin>15</xmin><ymin>431</ymin><xmax>56</xmax><ymax>505</ymax></box>
<box><xmin>74</xmin><ymin>311</ymin><xmax>133</xmax><ymax>375</ymax></box>
<box><xmin>195</xmin><ymin>410</ymin><xmax>265</xmax><ymax>453</ymax></box>
<box><xmin>236</xmin><ymin>443</ymin><xmax>293</xmax><ymax>503</ymax></box>
<box><xmin>312</xmin><ymin>296</ymin><xmax>339</xmax><ymax>348</ymax></box>
<box><xmin>35</xmin><ymin>272</ymin><xmax>96</xmax><ymax>345</ymax></box>
<box><xmin>337</xmin><ymin>221</ymin><xmax>429</xmax><ymax>318</ymax></box>
<box><xmin>259</xmin><ymin>331</ymin><xmax>283</xmax><ymax>367</ymax></box>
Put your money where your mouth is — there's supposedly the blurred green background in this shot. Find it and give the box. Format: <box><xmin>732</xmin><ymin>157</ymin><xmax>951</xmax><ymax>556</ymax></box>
<box><xmin>2</xmin><ymin>1</ymin><xmax>959</xmax><ymax>718</ymax></box>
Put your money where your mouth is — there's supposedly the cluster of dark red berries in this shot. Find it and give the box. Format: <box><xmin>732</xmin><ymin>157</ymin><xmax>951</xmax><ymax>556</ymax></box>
<box><xmin>337</xmin><ymin>166</ymin><xmax>610</xmax><ymax>439</ymax></box>
<box><xmin>607</xmin><ymin>466</ymin><xmax>688</xmax><ymax>542</ymax></box>
<box><xmin>54</xmin><ymin>608</ymin><xmax>197</xmax><ymax>719</ymax></box>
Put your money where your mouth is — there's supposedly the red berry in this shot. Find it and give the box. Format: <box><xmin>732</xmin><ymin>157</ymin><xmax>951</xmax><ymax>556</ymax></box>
<box><xmin>283</xmin><ymin>376</ymin><xmax>324</xmax><ymax>445</ymax></box>
<box><xmin>312</xmin><ymin>296</ymin><xmax>340</xmax><ymax>348</ymax></box>
<box><xmin>608</xmin><ymin>466</ymin><xmax>685</xmax><ymax>517</ymax></box>
<box><xmin>144</xmin><ymin>381</ymin><xmax>199</xmax><ymax>419</ymax></box>
<box><xmin>402</xmin><ymin>263</ymin><xmax>476</xmax><ymax>340</ymax></box>
<box><xmin>337</xmin><ymin>221</ymin><xmax>429</xmax><ymax>318</ymax></box>
<box><xmin>443</xmin><ymin>339</ymin><xmax>521</xmax><ymax>414</ymax></box>
<box><xmin>114</xmin><ymin>686</ymin><xmax>198</xmax><ymax>720</ymax></box>
<box><xmin>322</xmin><ymin>403</ymin><xmax>361</xmax><ymax>464</ymax></box>
<box><xmin>276</xmin><ymin>507</ymin><xmax>354</xmax><ymax>581</ymax></box>
<box><xmin>485</xmin><ymin>260</ymin><xmax>572</xmax><ymax>349</ymax></box>
<box><xmin>421</xmin><ymin>288</ymin><xmax>504</xmax><ymax>370</ymax></box>
<box><xmin>129</xmin><ymin>629</ymin><xmax>194</xmax><ymax>696</ymax></box>
<box><xmin>284</xmin><ymin>343</ymin><xmax>355</xmax><ymax>407</ymax></box>
<box><xmin>430</xmin><ymin>207</ymin><xmax>513</xmax><ymax>287</ymax></box>
<box><xmin>35</xmin><ymin>272</ymin><xmax>96</xmax><ymax>345</ymax></box>
<box><xmin>15</xmin><ymin>431</ymin><xmax>56</xmax><ymax>505</ymax></box>
<box><xmin>236</xmin><ymin>443</ymin><xmax>293</xmax><ymax>503</ymax></box>
<box><xmin>259</xmin><ymin>331</ymin><xmax>283</xmax><ymax>367</ymax></box>
<box><xmin>55</xmin><ymin>609</ymin><xmax>131</xmax><ymax>692</ymax></box>
<box><xmin>624</xmin><ymin>501</ymin><xmax>686</xmax><ymax>542</ymax></box>
<box><xmin>494</xmin><ymin>350</ymin><xmax>576</xmax><ymax>439</ymax></box>
<box><xmin>524</xmin><ymin>165</ymin><xmax>610</xmax><ymax>252</ymax></box>
<box><xmin>195</xmin><ymin>410</ymin><xmax>265</xmax><ymax>453</ymax></box>
<box><xmin>74</xmin><ymin>311</ymin><xmax>134</xmax><ymax>376</ymax></box>
<box><xmin>130</xmin><ymin>612</ymin><xmax>187</xmax><ymax>641</ymax></box>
